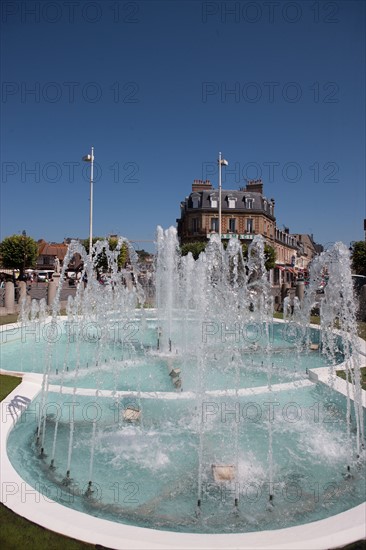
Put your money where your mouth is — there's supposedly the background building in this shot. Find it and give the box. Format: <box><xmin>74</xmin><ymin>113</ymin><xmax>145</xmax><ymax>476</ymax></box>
<box><xmin>36</xmin><ymin>240</ymin><xmax>68</xmax><ymax>271</ymax></box>
<box><xmin>177</xmin><ymin>178</ymin><xmax>276</xmax><ymax>245</ymax></box>
<box><xmin>177</xmin><ymin>178</ymin><xmax>322</xmax><ymax>289</ymax></box>
<box><xmin>293</xmin><ymin>234</ymin><xmax>323</xmax><ymax>271</ymax></box>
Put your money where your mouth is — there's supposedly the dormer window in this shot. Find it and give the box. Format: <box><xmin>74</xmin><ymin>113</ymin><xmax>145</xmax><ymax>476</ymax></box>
<box><xmin>227</xmin><ymin>196</ymin><xmax>236</xmax><ymax>208</ymax></box>
<box><xmin>209</xmin><ymin>194</ymin><xmax>218</xmax><ymax>208</ymax></box>
<box><xmin>263</xmin><ymin>200</ymin><xmax>267</xmax><ymax>210</ymax></box>
<box><xmin>191</xmin><ymin>193</ymin><xmax>200</xmax><ymax>208</ymax></box>
<box><xmin>246</xmin><ymin>198</ymin><xmax>254</xmax><ymax>209</ymax></box>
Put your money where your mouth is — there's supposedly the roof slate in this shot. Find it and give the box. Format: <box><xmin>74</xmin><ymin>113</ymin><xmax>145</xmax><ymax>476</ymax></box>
<box><xmin>186</xmin><ymin>189</ymin><xmax>272</xmax><ymax>212</ymax></box>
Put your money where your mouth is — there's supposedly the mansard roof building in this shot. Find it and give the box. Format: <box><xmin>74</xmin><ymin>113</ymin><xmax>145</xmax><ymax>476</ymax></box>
<box><xmin>177</xmin><ymin>177</ymin><xmax>321</xmax><ymax>284</ymax></box>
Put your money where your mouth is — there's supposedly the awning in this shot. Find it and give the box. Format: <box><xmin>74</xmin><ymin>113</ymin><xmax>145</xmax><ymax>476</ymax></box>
<box><xmin>0</xmin><ymin>269</ymin><xmax>18</xmax><ymax>275</ymax></box>
<box><xmin>276</xmin><ymin>265</ymin><xmax>286</xmax><ymax>271</ymax></box>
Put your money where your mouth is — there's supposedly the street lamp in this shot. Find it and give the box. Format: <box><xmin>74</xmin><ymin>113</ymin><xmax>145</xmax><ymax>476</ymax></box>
<box><xmin>82</xmin><ymin>147</ymin><xmax>94</xmax><ymax>258</ymax></box>
<box><xmin>218</xmin><ymin>152</ymin><xmax>228</xmax><ymax>241</ymax></box>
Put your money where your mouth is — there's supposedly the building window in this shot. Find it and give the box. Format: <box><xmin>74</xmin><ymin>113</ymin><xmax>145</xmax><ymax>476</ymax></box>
<box><xmin>191</xmin><ymin>193</ymin><xmax>200</xmax><ymax>209</ymax></box>
<box><xmin>211</xmin><ymin>218</ymin><xmax>219</xmax><ymax>232</ymax></box>
<box><xmin>246</xmin><ymin>198</ymin><xmax>254</xmax><ymax>209</ymax></box>
<box><xmin>191</xmin><ymin>218</ymin><xmax>200</xmax><ymax>233</ymax></box>
<box><xmin>229</xmin><ymin>218</ymin><xmax>236</xmax><ymax>232</ymax></box>
<box><xmin>246</xmin><ymin>219</ymin><xmax>253</xmax><ymax>233</ymax></box>
<box><xmin>228</xmin><ymin>197</ymin><xmax>236</xmax><ymax>208</ymax></box>
<box><xmin>210</xmin><ymin>197</ymin><xmax>218</xmax><ymax>208</ymax></box>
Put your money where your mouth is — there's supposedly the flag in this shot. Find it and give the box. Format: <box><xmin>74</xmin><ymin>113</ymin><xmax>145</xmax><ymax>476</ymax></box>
<box><xmin>220</xmin><ymin>159</ymin><xmax>228</xmax><ymax>166</ymax></box>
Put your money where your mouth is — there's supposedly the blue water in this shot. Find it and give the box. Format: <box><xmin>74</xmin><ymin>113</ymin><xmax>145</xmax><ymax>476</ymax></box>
<box><xmin>1</xmin><ymin>321</ymin><xmax>344</xmax><ymax>392</ymax></box>
<box><xmin>5</xmin><ymin>318</ymin><xmax>364</xmax><ymax>534</ymax></box>
<box><xmin>7</xmin><ymin>384</ymin><xmax>365</xmax><ymax>533</ymax></box>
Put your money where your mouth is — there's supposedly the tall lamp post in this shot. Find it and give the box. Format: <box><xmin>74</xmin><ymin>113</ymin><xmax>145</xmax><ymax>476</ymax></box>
<box><xmin>82</xmin><ymin>147</ymin><xmax>94</xmax><ymax>258</ymax></box>
<box><xmin>218</xmin><ymin>152</ymin><xmax>228</xmax><ymax>242</ymax></box>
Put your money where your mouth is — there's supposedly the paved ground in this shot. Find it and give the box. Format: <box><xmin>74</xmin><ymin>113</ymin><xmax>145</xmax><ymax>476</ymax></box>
<box><xmin>27</xmin><ymin>281</ymin><xmax>77</xmax><ymax>303</ymax></box>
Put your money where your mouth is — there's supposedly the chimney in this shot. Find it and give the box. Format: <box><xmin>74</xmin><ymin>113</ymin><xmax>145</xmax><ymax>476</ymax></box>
<box><xmin>192</xmin><ymin>179</ymin><xmax>213</xmax><ymax>192</ymax></box>
<box><xmin>245</xmin><ymin>178</ymin><xmax>263</xmax><ymax>195</ymax></box>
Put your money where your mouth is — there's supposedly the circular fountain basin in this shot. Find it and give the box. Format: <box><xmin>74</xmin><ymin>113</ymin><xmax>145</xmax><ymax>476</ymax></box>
<box><xmin>1</xmin><ymin>318</ymin><xmax>365</xmax><ymax>549</ymax></box>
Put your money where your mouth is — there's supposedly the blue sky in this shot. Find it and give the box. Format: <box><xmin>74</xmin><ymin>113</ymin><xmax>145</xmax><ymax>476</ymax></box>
<box><xmin>1</xmin><ymin>0</ymin><xmax>365</xmax><ymax>252</ymax></box>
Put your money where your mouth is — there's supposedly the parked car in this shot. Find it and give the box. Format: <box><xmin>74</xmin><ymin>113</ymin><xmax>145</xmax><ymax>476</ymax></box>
<box><xmin>99</xmin><ymin>275</ymin><xmax>111</xmax><ymax>286</ymax></box>
<box><xmin>316</xmin><ymin>275</ymin><xmax>365</xmax><ymax>297</ymax></box>
<box><xmin>316</xmin><ymin>279</ymin><xmax>327</xmax><ymax>294</ymax></box>
<box><xmin>36</xmin><ymin>270</ymin><xmax>54</xmax><ymax>282</ymax></box>
<box><xmin>37</xmin><ymin>271</ymin><xmax>49</xmax><ymax>282</ymax></box>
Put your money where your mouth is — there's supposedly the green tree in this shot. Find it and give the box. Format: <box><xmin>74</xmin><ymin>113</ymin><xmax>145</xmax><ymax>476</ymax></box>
<box><xmin>181</xmin><ymin>241</ymin><xmax>207</xmax><ymax>260</ymax></box>
<box><xmin>241</xmin><ymin>243</ymin><xmax>276</xmax><ymax>271</ymax></box>
<box><xmin>180</xmin><ymin>240</ymin><xmax>276</xmax><ymax>270</ymax></box>
<box><xmin>109</xmin><ymin>238</ymin><xmax>129</xmax><ymax>269</ymax></box>
<box><xmin>136</xmin><ymin>249</ymin><xmax>152</xmax><ymax>262</ymax></box>
<box><xmin>263</xmin><ymin>244</ymin><xmax>276</xmax><ymax>271</ymax></box>
<box><xmin>351</xmin><ymin>241</ymin><xmax>366</xmax><ymax>276</ymax></box>
<box><xmin>0</xmin><ymin>233</ymin><xmax>38</xmax><ymax>279</ymax></box>
<box><xmin>81</xmin><ymin>237</ymin><xmax>129</xmax><ymax>271</ymax></box>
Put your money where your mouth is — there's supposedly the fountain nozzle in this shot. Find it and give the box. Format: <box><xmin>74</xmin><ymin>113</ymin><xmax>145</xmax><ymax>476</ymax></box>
<box><xmin>343</xmin><ymin>465</ymin><xmax>353</xmax><ymax>480</ymax></box>
<box><xmin>266</xmin><ymin>493</ymin><xmax>274</xmax><ymax>511</ymax></box>
<box><xmin>196</xmin><ymin>499</ymin><xmax>201</xmax><ymax>517</ymax></box>
<box><xmin>62</xmin><ymin>470</ymin><xmax>72</xmax><ymax>486</ymax></box>
<box><xmin>85</xmin><ymin>481</ymin><xmax>94</xmax><ymax>497</ymax></box>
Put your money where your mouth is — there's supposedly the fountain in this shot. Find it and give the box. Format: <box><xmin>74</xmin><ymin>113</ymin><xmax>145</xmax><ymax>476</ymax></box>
<box><xmin>1</xmin><ymin>227</ymin><xmax>365</xmax><ymax>549</ymax></box>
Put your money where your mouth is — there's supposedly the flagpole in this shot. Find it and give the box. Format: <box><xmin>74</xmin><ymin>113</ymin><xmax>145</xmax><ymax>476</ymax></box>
<box><xmin>218</xmin><ymin>151</ymin><xmax>222</xmax><ymax>242</ymax></box>
<box><xmin>82</xmin><ymin>147</ymin><xmax>95</xmax><ymax>260</ymax></box>
<box><xmin>89</xmin><ymin>146</ymin><xmax>94</xmax><ymax>259</ymax></box>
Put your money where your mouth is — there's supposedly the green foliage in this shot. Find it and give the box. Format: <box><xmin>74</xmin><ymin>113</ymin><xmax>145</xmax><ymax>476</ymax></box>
<box><xmin>241</xmin><ymin>243</ymin><xmax>248</xmax><ymax>258</ymax></box>
<box><xmin>241</xmin><ymin>243</ymin><xmax>276</xmax><ymax>271</ymax></box>
<box><xmin>351</xmin><ymin>241</ymin><xmax>366</xmax><ymax>276</ymax></box>
<box><xmin>81</xmin><ymin>237</ymin><xmax>101</xmax><ymax>256</ymax></box>
<box><xmin>181</xmin><ymin>241</ymin><xmax>207</xmax><ymax>260</ymax></box>
<box><xmin>81</xmin><ymin>237</ymin><xmax>129</xmax><ymax>271</ymax></box>
<box><xmin>0</xmin><ymin>502</ymin><xmax>92</xmax><ymax>549</ymax></box>
<box><xmin>136</xmin><ymin>249</ymin><xmax>152</xmax><ymax>262</ymax></box>
<box><xmin>337</xmin><ymin>367</ymin><xmax>366</xmax><ymax>391</ymax></box>
<box><xmin>109</xmin><ymin>238</ymin><xmax>129</xmax><ymax>269</ymax></box>
<box><xmin>0</xmin><ymin>234</ymin><xmax>38</xmax><ymax>277</ymax></box>
<box><xmin>180</xmin><ymin>240</ymin><xmax>276</xmax><ymax>270</ymax></box>
<box><xmin>264</xmin><ymin>244</ymin><xmax>276</xmax><ymax>271</ymax></box>
<box><xmin>0</xmin><ymin>374</ymin><xmax>21</xmax><ymax>401</ymax></box>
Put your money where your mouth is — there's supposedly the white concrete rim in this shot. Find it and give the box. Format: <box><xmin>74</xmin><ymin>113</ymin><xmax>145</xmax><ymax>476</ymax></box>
<box><xmin>0</xmin><ymin>321</ymin><xmax>365</xmax><ymax>549</ymax></box>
